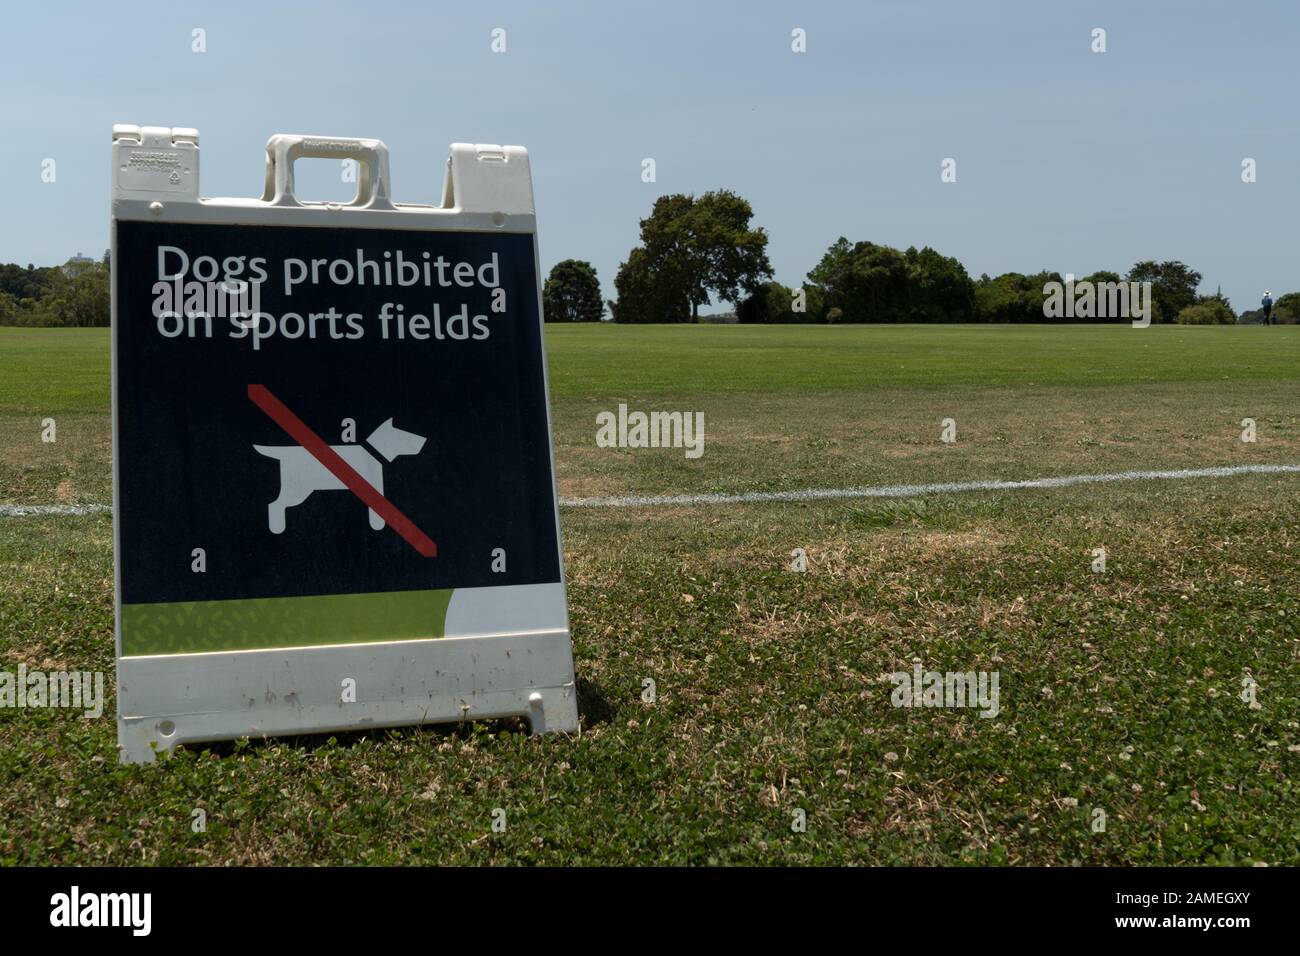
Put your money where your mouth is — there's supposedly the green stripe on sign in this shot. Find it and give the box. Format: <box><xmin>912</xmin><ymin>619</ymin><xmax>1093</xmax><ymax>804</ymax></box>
<box><xmin>121</xmin><ymin>588</ymin><xmax>454</xmax><ymax>656</ymax></box>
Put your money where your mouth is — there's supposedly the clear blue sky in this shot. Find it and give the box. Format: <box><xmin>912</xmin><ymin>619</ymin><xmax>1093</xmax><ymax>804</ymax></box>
<box><xmin>1</xmin><ymin>0</ymin><xmax>1296</xmax><ymax>312</ymax></box>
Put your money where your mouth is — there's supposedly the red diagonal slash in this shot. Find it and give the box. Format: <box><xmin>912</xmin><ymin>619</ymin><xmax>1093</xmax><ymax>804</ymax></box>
<box><xmin>248</xmin><ymin>384</ymin><xmax>437</xmax><ymax>558</ymax></box>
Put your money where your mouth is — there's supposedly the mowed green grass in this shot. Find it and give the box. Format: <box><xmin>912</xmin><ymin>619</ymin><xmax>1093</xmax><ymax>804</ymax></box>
<box><xmin>0</xmin><ymin>328</ymin><xmax>109</xmax><ymax>416</ymax></box>
<box><xmin>5</xmin><ymin>324</ymin><xmax>1299</xmax><ymax>505</ymax></box>
<box><xmin>1</xmin><ymin>324</ymin><xmax>1298</xmax><ymax>865</ymax></box>
<box><xmin>543</xmin><ymin>322</ymin><xmax>1300</xmax><ymax>396</ymax></box>
<box><xmin>4</xmin><ymin>322</ymin><xmax>1298</xmax><ymax>414</ymax></box>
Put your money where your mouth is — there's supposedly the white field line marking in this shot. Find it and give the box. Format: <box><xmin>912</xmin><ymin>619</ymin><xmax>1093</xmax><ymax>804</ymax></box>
<box><xmin>2</xmin><ymin>464</ymin><xmax>1298</xmax><ymax>516</ymax></box>
<box><xmin>559</xmin><ymin>463</ymin><xmax>1300</xmax><ymax>508</ymax></box>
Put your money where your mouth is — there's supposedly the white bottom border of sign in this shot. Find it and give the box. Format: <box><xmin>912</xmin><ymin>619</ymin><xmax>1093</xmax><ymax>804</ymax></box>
<box><xmin>116</xmin><ymin>584</ymin><xmax>577</xmax><ymax>764</ymax></box>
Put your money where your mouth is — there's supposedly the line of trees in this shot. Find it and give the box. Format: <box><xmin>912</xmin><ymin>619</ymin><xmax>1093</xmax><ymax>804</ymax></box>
<box><xmin>0</xmin><ymin>253</ymin><xmax>110</xmax><ymax>327</ymax></box>
<box><xmin>538</xmin><ymin>190</ymin><xmax>1281</xmax><ymax>325</ymax></box>
<box><xmin>541</xmin><ymin>190</ymin><xmax>774</xmax><ymax>324</ymax></box>
<box><xmin>0</xmin><ymin>203</ymin><xmax>1287</xmax><ymax>327</ymax></box>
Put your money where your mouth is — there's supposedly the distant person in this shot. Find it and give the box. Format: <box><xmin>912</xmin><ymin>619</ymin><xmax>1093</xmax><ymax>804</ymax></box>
<box><xmin>1261</xmin><ymin>291</ymin><xmax>1274</xmax><ymax>325</ymax></box>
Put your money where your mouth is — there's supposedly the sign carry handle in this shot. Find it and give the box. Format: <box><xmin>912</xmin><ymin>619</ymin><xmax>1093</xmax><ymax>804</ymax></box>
<box><xmin>261</xmin><ymin>133</ymin><xmax>396</xmax><ymax>210</ymax></box>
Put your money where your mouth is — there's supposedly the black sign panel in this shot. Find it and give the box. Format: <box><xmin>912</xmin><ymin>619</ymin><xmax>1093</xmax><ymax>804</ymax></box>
<box><xmin>114</xmin><ymin>220</ymin><xmax>560</xmax><ymax>608</ymax></box>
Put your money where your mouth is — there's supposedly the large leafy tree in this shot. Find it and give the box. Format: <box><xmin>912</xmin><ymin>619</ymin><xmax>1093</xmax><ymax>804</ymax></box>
<box><xmin>975</xmin><ymin>270</ymin><xmax>1143</xmax><ymax>323</ymax></box>
<box><xmin>1272</xmin><ymin>291</ymin><xmax>1300</xmax><ymax>324</ymax></box>
<box><xmin>612</xmin><ymin>246</ymin><xmax>689</xmax><ymax>324</ymax></box>
<box><xmin>806</xmin><ymin>238</ymin><xmax>976</xmax><ymax>322</ymax></box>
<box><xmin>0</xmin><ymin>263</ymin><xmax>59</xmax><ymax>302</ymax></box>
<box><xmin>612</xmin><ymin>190</ymin><xmax>772</xmax><ymax>323</ymax></box>
<box><xmin>1126</xmin><ymin>260</ymin><xmax>1201</xmax><ymax>324</ymax></box>
<box><xmin>806</xmin><ymin>239</ymin><xmax>907</xmax><ymax>322</ymax></box>
<box><xmin>40</xmin><ymin>259</ymin><xmax>111</xmax><ymax>327</ymax></box>
<box><xmin>542</xmin><ymin>259</ymin><xmax>603</xmax><ymax>322</ymax></box>
<box><xmin>903</xmin><ymin>245</ymin><xmax>977</xmax><ymax>322</ymax></box>
<box><xmin>975</xmin><ymin>272</ymin><xmax>1036</xmax><ymax>323</ymax></box>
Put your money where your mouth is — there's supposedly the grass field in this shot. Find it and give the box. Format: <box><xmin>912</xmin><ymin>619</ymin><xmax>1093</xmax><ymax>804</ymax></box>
<box><xmin>1</xmin><ymin>324</ymin><xmax>1298</xmax><ymax>865</ymax></box>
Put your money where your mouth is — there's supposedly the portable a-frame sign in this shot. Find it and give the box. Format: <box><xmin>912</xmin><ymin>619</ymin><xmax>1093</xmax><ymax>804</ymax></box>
<box><xmin>111</xmin><ymin>126</ymin><xmax>575</xmax><ymax>763</ymax></box>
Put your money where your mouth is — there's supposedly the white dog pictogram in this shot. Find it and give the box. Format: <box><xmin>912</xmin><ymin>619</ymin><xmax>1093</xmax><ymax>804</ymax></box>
<box><xmin>255</xmin><ymin>418</ymin><xmax>427</xmax><ymax>534</ymax></box>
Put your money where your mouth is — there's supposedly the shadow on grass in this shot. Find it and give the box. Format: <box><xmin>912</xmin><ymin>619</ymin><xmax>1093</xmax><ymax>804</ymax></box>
<box><xmin>576</xmin><ymin>674</ymin><xmax>616</xmax><ymax>726</ymax></box>
<box><xmin>189</xmin><ymin>715</ymin><xmax>532</xmax><ymax>759</ymax></box>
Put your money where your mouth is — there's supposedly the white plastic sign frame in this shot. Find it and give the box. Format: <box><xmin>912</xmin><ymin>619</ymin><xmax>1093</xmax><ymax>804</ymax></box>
<box><xmin>110</xmin><ymin>126</ymin><xmax>576</xmax><ymax>763</ymax></box>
